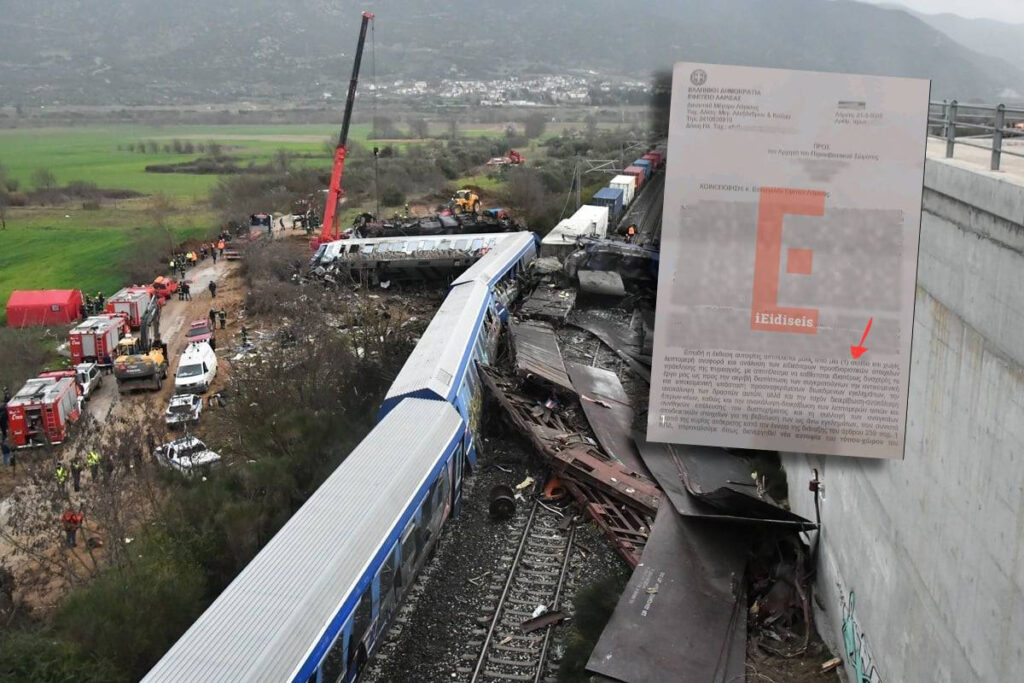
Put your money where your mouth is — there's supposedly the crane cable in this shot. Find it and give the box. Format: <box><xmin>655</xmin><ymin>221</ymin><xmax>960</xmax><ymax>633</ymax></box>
<box><xmin>371</xmin><ymin>18</ymin><xmax>377</xmax><ymax>124</ymax></box>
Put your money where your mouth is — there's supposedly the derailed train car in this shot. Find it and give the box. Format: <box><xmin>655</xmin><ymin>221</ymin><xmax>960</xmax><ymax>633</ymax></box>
<box><xmin>143</xmin><ymin>231</ymin><xmax>539</xmax><ymax>683</ymax></box>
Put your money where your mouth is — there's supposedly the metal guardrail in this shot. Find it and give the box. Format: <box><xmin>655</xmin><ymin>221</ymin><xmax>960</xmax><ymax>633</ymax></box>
<box><xmin>928</xmin><ymin>100</ymin><xmax>1024</xmax><ymax>171</ymax></box>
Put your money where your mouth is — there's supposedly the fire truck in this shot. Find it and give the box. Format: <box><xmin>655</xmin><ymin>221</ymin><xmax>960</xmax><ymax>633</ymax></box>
<box><xmin>5</xmin><ymin>374</ymin><xmax>82</xmax><ymax>447</ymax></box>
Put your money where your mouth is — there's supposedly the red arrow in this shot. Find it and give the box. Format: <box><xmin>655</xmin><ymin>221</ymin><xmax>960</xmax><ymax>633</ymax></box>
<box><xmin>850</xmin><ymin>317</ymin><xmax>873</xmax><ymax>359</ymax></box>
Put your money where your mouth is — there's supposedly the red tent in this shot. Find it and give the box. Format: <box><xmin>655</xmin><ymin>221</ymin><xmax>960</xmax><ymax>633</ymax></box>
<box><xmin>5</xmin><ymin>290</ymin><xmax>84</xmax><ymax>328</ymax></box>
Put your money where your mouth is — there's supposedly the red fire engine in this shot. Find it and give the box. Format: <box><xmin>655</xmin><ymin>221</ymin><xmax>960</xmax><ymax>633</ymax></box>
<box><xmin>6</xmin><ymin>375</ymin><xmax>82</xmax><ymax>447</ymax></box>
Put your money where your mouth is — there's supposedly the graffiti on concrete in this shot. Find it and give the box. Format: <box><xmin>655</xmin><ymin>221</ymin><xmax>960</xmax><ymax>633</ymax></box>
<box><xmin>840</xmin><ymin>589</ymin><xmax>882</xmax><ymax>683</ymax></box>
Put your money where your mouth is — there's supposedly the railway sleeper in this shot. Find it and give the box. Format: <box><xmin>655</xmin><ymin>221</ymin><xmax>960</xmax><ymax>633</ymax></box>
<box><xmin>482</xmin><ymin>669</ymin><xmax>534</xmax><ymax>681</ymax></box>
<box><xmin>487</xmin><ymin>655</ymin><xmax>537</xmax><ymax>668</ymax></box>
<box><xmin>515</xmin><ymin>576</ymin><xmax>557</xmax><ymax>589</ymax></box>
<box><xmin>494</xmin><ymin>643</ymin><xmax>540</xmax><ymax>654</ymax></box>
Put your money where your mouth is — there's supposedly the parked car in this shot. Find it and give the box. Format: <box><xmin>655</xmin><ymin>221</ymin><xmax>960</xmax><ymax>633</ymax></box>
<box><xmin>74</xmin><ymin>362</ymin><xmax>102</xmax><ymax>400</ymax></box>
<box><xmin>154</xmin><ymin>436</ymin><xmax>221</xmax><ymax>474</ymax></box>
<box><xmin>186</xmin><ymin>319</ymin><xmax>215</xmax><ymax>347</ymax></box>
<box><xmin>174</xmin><ymin>342</ymin><xmax>218</xmax><ymax>394</ymax></box>
<box><xmin>165</xmin><ymin>393</ymin><xmax>203</xmax><ymax>427</ymax></box>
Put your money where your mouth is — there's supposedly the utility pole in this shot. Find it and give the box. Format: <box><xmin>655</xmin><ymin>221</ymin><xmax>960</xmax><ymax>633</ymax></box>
<box><xmin>373</xmin><ymin>146</ymin><xmax>381</xmax><ymax>219</ymax></box>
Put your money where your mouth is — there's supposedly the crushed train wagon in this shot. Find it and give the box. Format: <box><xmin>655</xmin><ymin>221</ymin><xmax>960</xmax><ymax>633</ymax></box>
<box><xmin>6</xmin><ymin>375</ymin><xmax>81</xmax><ymax>447</ymax></box>
<box><xmin>5</xmin><ymin>289</ymin><xmax>83</xmax><ymax>328</ymax></box>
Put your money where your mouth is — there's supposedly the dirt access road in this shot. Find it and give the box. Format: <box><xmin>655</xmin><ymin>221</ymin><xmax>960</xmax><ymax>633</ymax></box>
<box><xmin>0</xmin><ymin>252</ymin><xmax>245</xmax><ymax>615</ymax></box>
<box><xmin>85</xmin><ymin>255</ymin><xmax>242</xmax><ymax>422</ymax></box>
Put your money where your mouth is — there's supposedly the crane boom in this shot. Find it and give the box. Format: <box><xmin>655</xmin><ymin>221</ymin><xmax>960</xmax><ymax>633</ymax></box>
<box><xmin>312</xmin><ymin>11</ymin><xmax>374</xmax><ymax>249</ymax></box>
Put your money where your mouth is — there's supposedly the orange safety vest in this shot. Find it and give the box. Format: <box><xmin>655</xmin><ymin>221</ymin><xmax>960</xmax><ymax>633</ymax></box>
<box><xmin>217</xmin><ymin>240</ymin><xmax>225</xmax><ymax>250</ymax></box>
<box><xmin>627</xmin><ymin>226</ymin><xmax>636</xmax><ymax>236</ymax></box>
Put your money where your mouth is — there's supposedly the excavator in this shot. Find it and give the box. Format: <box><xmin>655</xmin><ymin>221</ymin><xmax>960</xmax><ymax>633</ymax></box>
<box><xmin>311</xmin><ymin>11</ymin><xmax>375</xmax><ymax>250</ymax></box>
<box><xmin>450</xmin><ymin>188</ymin><xmax>481</xmax><ymax>215</ymax></box>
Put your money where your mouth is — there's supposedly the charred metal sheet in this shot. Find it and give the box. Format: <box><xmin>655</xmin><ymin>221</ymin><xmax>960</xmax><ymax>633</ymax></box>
<box><xmin>633</xmin><ymin>433</ymin><xmax>816</xmax><ymax>530</ymax></box>
<box><xmin>586</xmin><ymin>505</ymin><xmax>750</xmax><ymax>683</ymax></box>
<box><xmin>565</xmin><ymin>362</ymin><xmax>645</xmax><ymax>475</ymax></box>
<box><xmin>511</xmin><ymin>320</ymin><xmax>574</xmax><ymax>393</ymax></box>
<box><xmin>568</xmin><ymin>316</ymin><xmax>651</xmax><ymax>383</ymax></box>
<box><xmin>551</xmin><ymin>447</ymin><xmax>660</xmax><ymax>517</ymax></box>
<box><xmin>518</xmin><ymin>286</ymin><xmax>576</xmax><ymax>323</ymax></box>
<box><xmin>578</xmin><ymin>270</ymin><xmax>626</xmax><ymax>298</ymax></box>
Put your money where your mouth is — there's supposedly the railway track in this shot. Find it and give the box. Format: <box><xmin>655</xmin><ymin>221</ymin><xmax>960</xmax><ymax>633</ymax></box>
<box><xmin>463</xmin><ymin>500</ymin><xmax>575</xmax><ymax>683</ymax></box>
<box><xmin>616</xmin><ymin>172</ymin><xmax>665</xmax><ymax>248</ymax></box>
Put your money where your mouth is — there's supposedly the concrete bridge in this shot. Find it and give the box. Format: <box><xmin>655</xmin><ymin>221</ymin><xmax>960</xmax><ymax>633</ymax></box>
<box><xmin>783</xmin><ymin>141</ymin><xmax>1024</xmax><ymax>682</ymax></box>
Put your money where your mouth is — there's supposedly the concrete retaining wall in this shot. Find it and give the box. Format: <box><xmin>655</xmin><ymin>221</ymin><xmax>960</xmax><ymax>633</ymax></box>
<box><xmin>781</xmin><ymin>157</ymin><xmax>1024</xmax><ymax>683</ymax></box>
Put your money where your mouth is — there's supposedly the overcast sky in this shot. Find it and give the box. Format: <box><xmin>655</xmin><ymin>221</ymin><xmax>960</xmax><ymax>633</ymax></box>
<box><xmin>858</xmin><ymin>0</ymin><xmax>1024</xmax><ymax>22</ymax></box>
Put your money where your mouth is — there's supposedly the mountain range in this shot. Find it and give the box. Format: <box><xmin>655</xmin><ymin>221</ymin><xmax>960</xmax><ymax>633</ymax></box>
<box><xmin>0</xmin><ymin>0</ymin><xmax>1020</xmax><ymax>105</ymax></box>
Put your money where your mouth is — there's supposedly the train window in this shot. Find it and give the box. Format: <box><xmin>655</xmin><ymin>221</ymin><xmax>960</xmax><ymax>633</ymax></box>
<box><xmin>439</xmin><ymin>239</ymin><xmax>452</xmax><ymax>250</ymax></box>
<box><xmin>400</xmin><ymin>523</ymin><xmax>418</xmax><ymax>581</ymax></box>
<box><xmin>455</xmin><ymin>239</ymin><xmax>470</xmax><ymax>250</ymax></box>
<box><xmin>378</xmin><ymin>547</ymin><xmax>398</xmax><ymax>603</ymax></box>
<box><xmin>472</xmin><ymin>238</ymin><xmax>483</xmax><ymax>250</ymax></box>
<box><xmin>352</xmin><ymin>589</ymin><xmax>372</xmax><ymax>650</ymax></box>
<box><xmin>321</xmin><ymin>627</ymin><xmax>347</xmax><ymax>683</ymax></box>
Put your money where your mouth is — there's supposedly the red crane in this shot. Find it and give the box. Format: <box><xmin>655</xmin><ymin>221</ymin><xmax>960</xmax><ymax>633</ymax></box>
<box><xmin>311</xmin><ymin>11</ymin><xmax>375</xmax><ymax>250</ymax></box>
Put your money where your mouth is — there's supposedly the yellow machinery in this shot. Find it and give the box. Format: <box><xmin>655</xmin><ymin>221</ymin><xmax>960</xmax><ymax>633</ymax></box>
<box><xmin>450</xmin><ymin>189</ymin><xmax>480</xmax><ymax>215</ymax></box>
<box><xmin>113</xmin><ymin>335</ymin><xmax>168</xmax><ymax>393</ymax></box>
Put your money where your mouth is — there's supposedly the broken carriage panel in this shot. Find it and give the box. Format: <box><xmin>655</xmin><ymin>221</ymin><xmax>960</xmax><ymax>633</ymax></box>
<box><xmin>510</xmin><ymin>320</ymin><xmax>574</xmax><ymax>393</ymax></box>
<box><xmin>565</xmin><ymin>362</ymin><xmax>646</xmax><ymax>475</ymax></box>
<box><xmin>633</xmin><ymin>433</ymin><xmax>816</xmax><ymax>530</ymax></box>
<box><xmin>586</xmin><ymin>505</ymin><xmax>750</xmax><ymax>683</ymax></box>
<box><xmin>517</xmin><ymin>286</ymin><xmax>577</xmax><ymax>324</ymax></box>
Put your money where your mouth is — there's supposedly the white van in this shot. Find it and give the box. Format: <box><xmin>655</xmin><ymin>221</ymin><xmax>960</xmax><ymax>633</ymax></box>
<box><xmin>174</xmin><ymin>342</ymin><xmax>217</xmax><ymax>394</ymax></box>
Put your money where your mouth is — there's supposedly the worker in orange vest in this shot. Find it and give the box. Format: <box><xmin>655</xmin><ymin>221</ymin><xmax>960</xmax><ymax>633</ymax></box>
<box><xmin>61</xmin><ymin>509</ymin><xmax>84</xmax><ymax>548</ymax></box>
<box><xmin>626</xmin><ymin>224</ymin><xmax>637</xmax><ymax>243</ymax></box>
<box><xmin>217</xmin><ymin>239</ymin><xmax>225</xmax><ymax>255</ymax></box>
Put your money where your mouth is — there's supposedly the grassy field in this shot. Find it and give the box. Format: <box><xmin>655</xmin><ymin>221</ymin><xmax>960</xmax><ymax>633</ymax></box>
<box><xmin>0</xmin><ymin>120</ymin><xmax>571</xmax><ymax>322</ymax></box>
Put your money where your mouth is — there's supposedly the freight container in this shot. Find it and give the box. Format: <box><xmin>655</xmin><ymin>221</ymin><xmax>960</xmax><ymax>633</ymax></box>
<box><xmin>591</xmin><ymin>188</ymin><xmax>624</xmax><ymax>224</ymax></box>
<box><xmin>540</xmin><ymin>205</ymin><xmax>610</xmax><ymax>258</ymax></box>
<box><xmin>6</xmin><ymin>376</ymin><xmax>81</xmax><ymax>447</ymax></box>
<box><xmin>642</xmin><ymin>152</ymin><xmax>661</xmax><ymax>170</ymax></box>
<box><xmin>610</xmin><ymin>175</ymin><xmax>636</xmax><ymax>206</ymax></box>
<box><xmin>69</xmin><ymin>315</ymin><xmax>124</xmax><ymax>364</ymax></box>
<box><xmin>106</xmin><ymin>287</ymin><xmax>155</xmax><ymax>329</ymax></box>
<box><xmin>633</xmin><ymin>159</ymin><xmax>652</xmax><ymax>180</ymax></box>
<box><xmin>623</xmin><ymin>166</ymin><xmax>646</xmax><ymax>189</ymax></box>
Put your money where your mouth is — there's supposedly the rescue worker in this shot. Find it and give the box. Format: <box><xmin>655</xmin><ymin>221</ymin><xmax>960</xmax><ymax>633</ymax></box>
<box><xmin>217</xmin><ymin>239</ymin><xmax>225</xmax><ymax>256</ymax></box>
<box><xmin>2</xmin><ymin>440</ymin><xmax>11</xmax><ymax>467</ymax></box>
<box><xmin>169</xmin><ymin>257</ymin><xmax>176</xmax><ymax>271</ymax></box>
<box><xmin>208</xmin><ymin>280</ymin><xmax>217</xmax><ymax>298</ymax></box>
<box><xmin>70</xmin><ymin>457</ymin><xmax>83</xmax><ymax>492</ymax></box>
<box><xmin>211</xmin><ymin>247</ymin><xmax>218</xmax><ymax>264</ymax></box>
<box><xmin>61</xmin><ymin>509</ymin><xmax>83</xmax><ymax>548</ymax></box>
<box><xmin>182</xmin><ymin>281</ymin><xmax>192</xmax><ymax>301</ymax></box>
<box><xmin>101</xmin><ymin>353</ymin><xmax>112</xmax><ymax>375</ymax></box>
<box><xmin>79</xmin><ymin>302</ymin><xmax>87</xmax><ymax>320</ymax></box>
<box><xmin>626</xmin><ymin>224</ymin><xmax>637</xmax><ymax>243</ymax></box>
<box><xmin>0</xmin><ymin>397</ymin><xmax>7</xmax><ymax>441</ymax></box>
<box><xmin>218</xmin><ymin>309</ymin><xmax>226</xmax><ymax>329</ymax></box>
<box><xmin>208</xmin><ymin>308</ymin><xmax>217</xmax><ymax>328</ymax></box>
<box><xmin>241</xmin><ymin>325</ymin><xmax>250</xmax><ymax>346</ymax></box>
<box><xmin>97</xmin><ymin>291</ymin><xmax>105</xmax><ymax>309</ymax></box>
<box><xmin>55</xmin><ymin>465</ymin><xmax>68</xmax><ymax>489</ymax></box>
<box><xmin>87</xmin><ymin>450</ymin><xmax>101</xmax><ymax>481</ymax></box>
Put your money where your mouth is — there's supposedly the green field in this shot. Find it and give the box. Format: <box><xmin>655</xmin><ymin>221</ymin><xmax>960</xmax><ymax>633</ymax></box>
<box><xmin>0</xmin><ymin>120</ymin><xmax>566</xmax><ymax>321</ymax></box>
